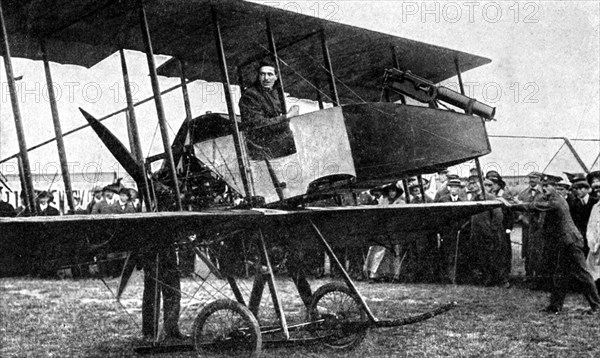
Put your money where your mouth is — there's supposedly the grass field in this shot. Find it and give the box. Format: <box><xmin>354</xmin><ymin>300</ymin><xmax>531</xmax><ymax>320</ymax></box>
<box><xmin>2</xmin><ymin>272</ymin><xmax>600</xmax><ymax>358</ymax></box>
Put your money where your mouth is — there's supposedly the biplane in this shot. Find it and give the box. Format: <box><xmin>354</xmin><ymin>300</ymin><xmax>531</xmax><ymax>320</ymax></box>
<box><xmin>0</xmin><ymin>0</ymin><xmax>502</xmax><ymax>356</ymax></box>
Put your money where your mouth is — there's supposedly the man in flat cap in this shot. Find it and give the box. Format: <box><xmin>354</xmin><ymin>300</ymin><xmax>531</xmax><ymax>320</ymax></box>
<box><xmin>516</xmin><ymin>171</ymin><xmax>545</xmax><ymax>279</ymax></box>
<box><xmin>509</xmin><ymin>176</ymin><xmax>600</xmax><ymax>314</ymax></box>
<box><xmin>568</xmin><ymin>174</ymin><xmax>599</xmax><ymax>256</ymax></box>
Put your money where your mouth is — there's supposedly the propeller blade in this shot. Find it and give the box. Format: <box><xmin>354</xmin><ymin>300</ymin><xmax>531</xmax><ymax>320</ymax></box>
<box><xmin>79</xmin><ymin>108</ymin><xmax>145</xmax><ymax>184</ymax></box>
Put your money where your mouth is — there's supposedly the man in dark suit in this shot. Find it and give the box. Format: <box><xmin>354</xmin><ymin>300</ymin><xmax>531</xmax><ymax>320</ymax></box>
<box><xmin>568</xmin><ymin>176</ymin><xmax>599</xmax><ymax>256</ymax></box>
<box><xmin>509</xmin><ymin>176</ymin><xmax>600</xmax><ymax>314</ymax></box>
<box><xmin>435</xmin><ymin>179</ymin><xmax>467</xmax><ymax>283</ymax></box>
<box><xmin>0</xmin><ymin>186</ymin><xmax>16</xmax><ymax>217</ymax></box>
<box><xmin>468</xmin><ymin>176</ymin><xmax>507</xmax><ymax>287</ymax></box>
<box><xmin>516</xmin><ymin>171</ymin><xmax>545</xmax><ymax>279</ymax></box>
<box><xmin>86</xmin><ymin>186</ymin><xmax>104</xmax><ymax>214</ymax></box>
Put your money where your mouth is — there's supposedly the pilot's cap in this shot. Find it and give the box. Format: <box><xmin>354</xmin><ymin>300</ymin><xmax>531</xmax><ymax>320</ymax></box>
<box><xmin>528</xmin><ymin>171</ymin><xmax>543</xmax><ymax>178</ymax></box>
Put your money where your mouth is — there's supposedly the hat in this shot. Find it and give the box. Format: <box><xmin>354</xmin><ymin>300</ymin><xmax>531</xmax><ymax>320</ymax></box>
<box><xmin>565</xmin><ymin>172</ymin><xmax>586</xmax><ymax>184</ymax></box>
<box><xmin>468</xmin><ymin>174</ymin><xmax>481</xmax><ymax>182</ymax></box>
<box><xmin>486</xmin><ymin>172</ymin><xmax>506</xmax><ymax>189</ymax></box>
<box><xmin>91</xmin><ymin>185</ymin><xmax>103</xmax><ymax>193</ymax></box>
<box><xmin>438</xmin><ymin>168</ymin><xmax>449</xmax><ymax>174</ymax></box>
<box><xmin>103</xmin><ymin>184</ymin><xmax>120</xmax><ymax>193</ymax></box>
<box><xmin>38</xmin><ymin>190</ymin><xmax>51</xmax><ymax>199</ymax></box>
<box><xmin>528</xmin><ymin>171</ymin><xmax>543</xmax><ymax>178</ymax></box>
<box><xmin>587</xmin><ymin>170</ymin><xmax>600</xmax><ymax>185</ymax></box>
<box><xmin>118</xmin><ymin>187</ymin><xmax>132</xmax><ymax>198</ymax></box>
<box><xmin>541</xmin><ymin>174</ymin><xmax>562</xmax><ymax>185</ymax></box>
<box><xmin>556</xmin><ymin>180</ymin><xmax>571</xmax><ymax>190</ymax></box>
<box><xmin>447</xmin><ymin>179</ymin><xmax>463</xmax><ymax>187</ymax></box>
<box><xmin>257</xmin><ymin>59</ymin><xmax>276</xmax><ymax>71</ymax></box>
<box><xmin>446</xmin><ymin>174</ymin><xmax>459</xmax><ymax>181</ymax></box>
<box><xmin>383</xmin><ymin>182</ymin><xmax>404</xmax><ymax>196</ymax></box>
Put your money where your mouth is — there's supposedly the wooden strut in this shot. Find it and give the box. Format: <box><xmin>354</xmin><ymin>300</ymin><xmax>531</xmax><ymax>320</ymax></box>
<box><xmin>41</xmin><ymin>39</ymin><xmax>75</xmax><ymax>213</ymax></box>
<box><xmin>138</xmin><ymin>0</ymin><xmax>183</xmax><ymax>211</ymax></box>
<box><xmin>309</xmin><ymin>220</ymin><xmax>377</xmax><ymax>322</ymax></box>
<box><xmin>211</xmin><ymin>6</ymin><xmax>252</xmax><ymax>200</ymax></box>
<box><xmin>0</xmin><ymin>1</ymin><xmax>37</xmax><ymax>214</ymax></box>
<box><xmin>119</xmin><ymin>49</ymin><xmax>153</xmax><ymax>212</ymax></box>
<box><xmin>320</xmin><ymin>29</ymin><xmax>339</xmax><ymax>106</ymax></box>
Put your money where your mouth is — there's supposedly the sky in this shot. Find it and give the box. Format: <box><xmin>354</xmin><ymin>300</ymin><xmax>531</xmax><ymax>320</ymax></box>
<box><xmin>0</xmin><ymin>0</ymin><xmax>598</xmax><ymax>188</ymax></box>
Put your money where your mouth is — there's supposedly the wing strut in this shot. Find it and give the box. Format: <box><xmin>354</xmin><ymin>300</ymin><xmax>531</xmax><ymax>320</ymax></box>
<box><xmin>138</xmin><ymin>0</ymin><xmax>183</xmax><ymax>211</ymax></box>
<box><xmin>211</xmin><ymin>6</ymin><xmax>252</xmax><ymax>199</ymax></box>
<box><xmin>309</xmin><ymin>220</ymin><xmax>377</xmax><ymax>323</ymax></box>
<box><xmin>41</xmin><ymin>39</ymin><xmax>75</xmax><ymax>213</ymax></box>
<box><xmin>0</xmin><ymin>3</ymin><xmax>37</xmax><ymax>214</ymax></box>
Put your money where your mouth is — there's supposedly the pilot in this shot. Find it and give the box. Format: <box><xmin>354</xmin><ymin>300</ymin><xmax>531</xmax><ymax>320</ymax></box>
<box><xmin>238</xmin><ymin>60</ymin><xmax>299</xmax><ymax>160</ymax></box>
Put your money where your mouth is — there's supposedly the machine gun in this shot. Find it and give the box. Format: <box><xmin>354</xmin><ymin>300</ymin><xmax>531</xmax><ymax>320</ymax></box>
<box><xmin>383</xmin><ymin>68</ymin><xmax>496</xmax><ymax>120</ymax></box>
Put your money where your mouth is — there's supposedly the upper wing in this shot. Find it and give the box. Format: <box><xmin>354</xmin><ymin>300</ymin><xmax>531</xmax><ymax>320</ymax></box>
<box><xmin>0</xmin><ymin>201</ymin><xmax>502</xmax><ymax>275</ymax></box>
<box><xmin>6</xmin><ymin>0</ymin><xmax>490</xmax><ymax>104</ymax></box>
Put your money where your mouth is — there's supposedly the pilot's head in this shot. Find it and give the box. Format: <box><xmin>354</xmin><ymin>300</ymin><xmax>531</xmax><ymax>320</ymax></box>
<box><xmin>257</xmin><ymin>60</ymin><xmax>277</xmax><ymax>90</ymax></box>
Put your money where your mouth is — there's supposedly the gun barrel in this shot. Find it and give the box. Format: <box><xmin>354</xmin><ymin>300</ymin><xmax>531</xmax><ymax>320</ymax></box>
<box><xmin>436</xmin><ymin>86</ymin><xmax>495</xmax><ymax>120</ymax></box>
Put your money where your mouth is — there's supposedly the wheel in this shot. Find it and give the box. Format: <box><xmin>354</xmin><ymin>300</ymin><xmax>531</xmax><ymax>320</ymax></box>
<box><xmin>192</xmin><ymin>299</ymin><xmax>262</xmax><ymax>358</ymax></box>
<box><xmin>307</xmin><ymin>282</ymin><xmax>369</xmax><ymax>350</ymax></box>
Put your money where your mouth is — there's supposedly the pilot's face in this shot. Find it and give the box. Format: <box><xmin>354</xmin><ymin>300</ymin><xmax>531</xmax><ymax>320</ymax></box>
<box><xmin>258</xmin><ymin>66</ymin><xmax>277</xmax><ymax>89</ymax></box>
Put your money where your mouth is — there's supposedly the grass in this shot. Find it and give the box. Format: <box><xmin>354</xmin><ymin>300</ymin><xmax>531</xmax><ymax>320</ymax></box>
<box><xmin>2</xmin><ymin>272</ymin><xmax>600</xmax><ymax>358</ymax></box>
<box><xmin>2</xmin><ymin>226</ymin><xmax>597</xmax><ymax>357</ymax></box>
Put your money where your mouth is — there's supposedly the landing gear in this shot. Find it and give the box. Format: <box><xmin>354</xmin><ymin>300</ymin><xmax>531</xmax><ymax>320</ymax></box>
<box><xmin>307</xmin><ymin>282</ymin><xmax>369</xmax><ymax>350</ymax></box>
<box><xmin>192</xmin><ymin>299</ymin><xmax>262</xmax><ymax>358</ymax></box>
